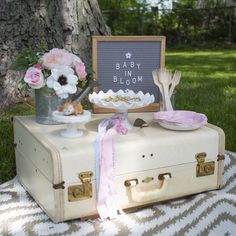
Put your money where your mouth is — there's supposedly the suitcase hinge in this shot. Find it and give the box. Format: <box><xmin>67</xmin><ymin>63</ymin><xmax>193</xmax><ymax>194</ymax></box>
<box><xmin>217</xmin><ymin>154</ymin><xmax>225</xmax><ymax>161</ymax></box>
<box><xmin>68</xmin><ymin>171</ymin><xmax>93</xmax><ymax>202</ymax></box>
<box><xmin>53</xmin><ymin>181</ymin><xmax>65</xmax><ymax>189</ymax></box>
<box><xmin>196</xmin><ymin>152</ymin><xmax>215</xmax><ymax>177</ymax></box>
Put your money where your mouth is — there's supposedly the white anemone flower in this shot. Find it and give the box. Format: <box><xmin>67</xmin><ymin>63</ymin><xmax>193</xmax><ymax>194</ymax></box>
<box><xmin>46</xmin><ymin>67</ymin><xmax>78</xmax><ymax>99</ymax></box>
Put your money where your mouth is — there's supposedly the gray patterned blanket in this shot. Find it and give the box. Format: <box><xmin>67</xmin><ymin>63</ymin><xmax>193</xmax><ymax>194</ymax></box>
<box><xmin>0</xmin><ymin>152</ymin><xmax>236</xmax><ymax>236</ymax></box>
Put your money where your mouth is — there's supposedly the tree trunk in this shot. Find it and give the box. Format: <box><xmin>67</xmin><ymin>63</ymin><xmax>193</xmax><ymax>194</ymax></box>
<box><xmin>0</xmin><ymin>0</ymin><xmax>110</xmax><ymax>111</ymax></box>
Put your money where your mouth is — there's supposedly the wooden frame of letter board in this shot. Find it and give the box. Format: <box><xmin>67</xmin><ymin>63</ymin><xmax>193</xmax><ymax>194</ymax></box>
<box><xmin>92</xmin><ymin>36</ymin><xmax>166</xmax><ymax>113</ymax></box>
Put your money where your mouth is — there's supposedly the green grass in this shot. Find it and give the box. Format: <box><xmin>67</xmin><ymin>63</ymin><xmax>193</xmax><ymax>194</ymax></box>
<box><xmin>0</xmin><ymin>49</ymin><xmax>236</xmax><ymax>184</ymax></box>
<box><xmin>0</xmin><ymin>103</ymin><xmax>34</xmax><ymax>183</ymax></box>
<box><xmin>166</xmin><ymin>49</ymin><xmax>236</xmax><ymax>152</ymax></box>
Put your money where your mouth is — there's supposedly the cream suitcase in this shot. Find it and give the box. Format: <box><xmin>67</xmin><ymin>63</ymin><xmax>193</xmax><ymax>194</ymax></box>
<box><xmin>13</xmin><ymin>113</ymin><xmax>225</xmax><ymax>222</ymax></box>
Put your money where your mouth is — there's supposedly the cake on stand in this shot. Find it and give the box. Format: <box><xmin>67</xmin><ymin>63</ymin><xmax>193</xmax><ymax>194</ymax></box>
<box><xmin>89</xmin><ymin>89</ymin><xmax>155</xmax><ymax>130</ymax></box>
<box><xmin>52</xmin><ymin>110</ymin><xmax>91</xmax><ymax>138</ymax></box>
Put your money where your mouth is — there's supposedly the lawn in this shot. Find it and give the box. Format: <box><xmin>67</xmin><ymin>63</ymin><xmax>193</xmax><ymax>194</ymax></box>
<box><xmin>0</xmin><ymin>49</ymin><xmax>236</xmax><ymax>184</ymax></box>
<box><xmin>166</xmin><ymin>50</ymin><xmax>236</xmax><ymax>152</ymax></box>
<box><xmin>0</xmin><ymin>103</ymin><xmax>35</xmax><ymax>184</ymax></box>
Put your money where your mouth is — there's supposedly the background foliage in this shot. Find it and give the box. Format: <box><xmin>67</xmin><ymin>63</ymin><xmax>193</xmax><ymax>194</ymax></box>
<box><xmin>98</xmin><ymin>0</ymin><xmax>236</xmax><ymax>48</ymax></box>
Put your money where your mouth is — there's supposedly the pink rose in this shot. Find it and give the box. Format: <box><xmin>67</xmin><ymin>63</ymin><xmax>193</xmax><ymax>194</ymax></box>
<box><xmin>74</xmin><ymin>62</ymin><xmax>87</xmax><ymax>80</ymax></box>
<box><xmin>24</xmin><ymin>67</ymin><xmax>45</xmax><ymax>89</ymax></box>
<box><xmin>42</xmin><ymin>48</ymin><xmax>74</xmax><ymax>70</ymax></box>
<box><xmin>72</xmin><ymin>55</ymin><xmax>82</xmax><ymax>65</ymax></box>
<box><xmin>33</xmin><ymin>64</ymin><xmax>43</xmax><ymax>70</ymax></box>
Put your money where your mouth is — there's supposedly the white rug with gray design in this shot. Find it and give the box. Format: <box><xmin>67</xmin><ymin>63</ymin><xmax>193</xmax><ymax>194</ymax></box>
<box><xmin>1</xmin><ymin>152</ymin><xmax>236</xmax><ymax>236</ymax></box>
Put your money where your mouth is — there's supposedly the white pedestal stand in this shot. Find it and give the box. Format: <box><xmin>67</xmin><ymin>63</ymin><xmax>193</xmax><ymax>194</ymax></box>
<box><xmin>89</xmin><ymin>90</ymin><xmax>155</xmax><ymax>131</ymax></box>
<box><xmin>52</xmin><ymin>110</ymin><xmax>91</xmax><ymax>138</ymax></box>
<box><xmin>115</xmin><ymin>110</ymin><xmax>133</xmax><ymax>130</ymax></box>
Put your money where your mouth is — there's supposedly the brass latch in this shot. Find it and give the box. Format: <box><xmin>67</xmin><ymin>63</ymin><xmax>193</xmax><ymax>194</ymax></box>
<box><xmin>196</xmin><ymin>152</ymin><xmax>215</xmax><ymax>177</ymax></box>
<box><xmin>68</xmin><ymin>171</ymin><xmax>93</xmax><ymax>202</ymax></box>
<box><xmin>79</xmin><ymin>172</ymin><xmax>93</xmax><ymax>183</ymax></box>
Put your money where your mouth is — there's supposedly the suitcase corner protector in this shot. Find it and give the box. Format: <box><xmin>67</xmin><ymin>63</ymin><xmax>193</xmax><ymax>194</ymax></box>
<box><xmin>53</xmin><ymin>181</ymin><xmax>65</xmax><ymax>189</ymax></box>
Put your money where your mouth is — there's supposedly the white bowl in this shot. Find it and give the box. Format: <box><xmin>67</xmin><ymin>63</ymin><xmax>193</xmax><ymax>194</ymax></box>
<box><xmin>89</xmin><ymin>89</ymin><xmax>155</xmax><ymax>111</ymax></box>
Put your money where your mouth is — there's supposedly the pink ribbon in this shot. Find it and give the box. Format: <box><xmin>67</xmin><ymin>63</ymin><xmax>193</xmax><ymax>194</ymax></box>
<box><xmin>95</xmin><ymin>114</ymin><xmax>128</xmax><ymax>219</ymax></box>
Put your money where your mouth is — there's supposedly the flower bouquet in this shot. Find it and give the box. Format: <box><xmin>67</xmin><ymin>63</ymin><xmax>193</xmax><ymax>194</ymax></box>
<box><xmin>12</xmin><ymin>48</ymin><xmax>88</xmax><ymax>98</ymax></box>
<box><xmin>11</xmin><ymin>48</ymin><xmax>89</xmax><ymax>124</ymax></box>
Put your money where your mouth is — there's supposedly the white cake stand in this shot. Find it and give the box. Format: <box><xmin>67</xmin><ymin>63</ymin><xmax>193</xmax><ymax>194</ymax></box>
<box><xmin>89</xmin><ymin>90</ymin><xmax>155</xmax><ymax>130</ymax></box>
<box><xmin>52</xmin><ymin>110</ymin><xmax>91</xmax><ymax>138</ymax></box>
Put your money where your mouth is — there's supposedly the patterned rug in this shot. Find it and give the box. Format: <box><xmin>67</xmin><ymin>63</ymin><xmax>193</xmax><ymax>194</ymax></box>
<box><xmin>1</xmin><ymin>152</ymin><xmax>236</xmax><ymax>236</ymax></box>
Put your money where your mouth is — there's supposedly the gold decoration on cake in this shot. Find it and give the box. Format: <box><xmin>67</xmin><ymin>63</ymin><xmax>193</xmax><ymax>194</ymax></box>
<box><xmin>103</xmin><ymin>95</ymin><xmax>141</xmax><ymax>104</ymax></box>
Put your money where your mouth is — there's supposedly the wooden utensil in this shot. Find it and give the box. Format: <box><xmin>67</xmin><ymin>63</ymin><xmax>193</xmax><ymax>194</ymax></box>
<box><xmin>169</xmin><ymin>71</ymin><xmax>181</xmax><ymax>97</ymax></box>
<box><xmin>158</xmin><ymin>69</ymin><xmax>173</xmax><ymax>111</ymax></box>
<box><xmin>152</xmin><ymin>69</ymin><xmax>165</xmax><ymax>110</ymax></box>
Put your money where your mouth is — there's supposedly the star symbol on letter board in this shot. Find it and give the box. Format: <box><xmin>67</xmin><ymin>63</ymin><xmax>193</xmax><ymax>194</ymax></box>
<box><xmin>125</xmin><ymin>52</ymin><xmax>132</xmax><ymax>59</ymax></box>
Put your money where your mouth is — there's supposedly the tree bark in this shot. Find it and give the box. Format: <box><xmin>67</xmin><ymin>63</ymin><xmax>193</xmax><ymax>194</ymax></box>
<box><xmin>0</xmin><ymin>0</ymin><xmax>110</xmax><ymax>111</ymax></box>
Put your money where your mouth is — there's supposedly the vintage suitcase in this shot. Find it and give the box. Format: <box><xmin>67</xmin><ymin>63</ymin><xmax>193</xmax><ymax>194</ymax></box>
<box><xmin>13</xmin><ymin>113</ymin><xmax>225</xmax><ymax>222</ymax></box>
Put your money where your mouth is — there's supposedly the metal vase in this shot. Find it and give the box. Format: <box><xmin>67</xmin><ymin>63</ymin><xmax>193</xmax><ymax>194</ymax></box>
<box><xmin>35</xmin><ymin>87</ymin><xmax>61</xmax><ymax>125</ymax></box>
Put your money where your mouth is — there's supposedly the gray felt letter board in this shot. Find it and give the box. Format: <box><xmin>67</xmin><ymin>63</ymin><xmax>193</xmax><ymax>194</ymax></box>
<box><xmin>92</xmin><ymin>36</ymin><xmax>166</xmax><ymax>113</ymax></box>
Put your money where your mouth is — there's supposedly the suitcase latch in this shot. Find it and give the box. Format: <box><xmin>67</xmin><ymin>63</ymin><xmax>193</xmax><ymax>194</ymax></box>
<box><xmin>68</xmin><ymin>171</ymin><xmax>93</xmax><ymax>202</ymax></box>
<box><xmin>196</xmin><ymin>152</ymin><xmax>215</xmax><ymax>177</ymax></box>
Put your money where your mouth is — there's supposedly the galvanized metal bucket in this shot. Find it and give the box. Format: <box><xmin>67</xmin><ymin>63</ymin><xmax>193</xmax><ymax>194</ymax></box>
<box><xmin>35</xmin><ymin>87</ymin><xmax>62</xmax><ymax>125</ymax></box>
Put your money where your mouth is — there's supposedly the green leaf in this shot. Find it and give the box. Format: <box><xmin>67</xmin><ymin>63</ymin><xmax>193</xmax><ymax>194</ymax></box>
<box><xmin>10</xmin><ymin>48</ymin><xmax>40</xmax><ymax>71</ymax></box>
<box><xmin>43</xmin><ymin>69</ymin><xmax>51</xmax><ymax>78</ymax></box>
<box><xmin>86</xmin><ymin>67</ymin><xmax>95</xmax><ymax>75</ymax></box>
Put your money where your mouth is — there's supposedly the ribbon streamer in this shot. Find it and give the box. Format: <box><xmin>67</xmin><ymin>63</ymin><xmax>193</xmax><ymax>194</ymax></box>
<box><xmin>95</xmin><ymin>114</ymin><xmax>128</xmax><ymax>219</ymax></box>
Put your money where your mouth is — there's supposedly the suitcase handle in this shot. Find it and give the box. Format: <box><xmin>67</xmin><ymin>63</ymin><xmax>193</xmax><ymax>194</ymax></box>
<box><xmin>124</xmin><ymin>173</ymin><xmax>171</xmax><ymax>203</ymax></box>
